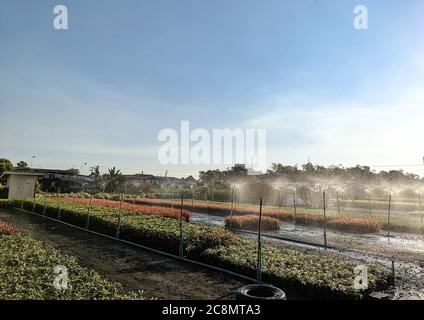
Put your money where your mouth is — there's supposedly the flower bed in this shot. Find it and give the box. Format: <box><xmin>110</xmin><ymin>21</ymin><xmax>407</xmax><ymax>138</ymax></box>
<box><xmin>224</xmin><ymin>215</ymin><xmax>280</xmax><ymax>231</ymax></box>
<box><xmin>0</xmin><ymin>219</ymin><xmax>19</xmax><ymax>236</ymax></box>
<box><xmin>12</xmin><ymin>198</ymin><xmax>391</xmax><ymax>299</ymax></box>
<box><xmin>60</xmin><ymin>196</ymin><xmax>191</xmax><ymax>221</ymax></box>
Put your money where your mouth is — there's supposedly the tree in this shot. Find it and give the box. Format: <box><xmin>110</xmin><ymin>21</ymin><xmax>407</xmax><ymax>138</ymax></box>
<box><xmin>89</xmin><ymin>165</ymin><xmax>103</xmax><ymax>193</ymax></box>
<box><xmin>0</xmin><ymin>158</ymin><xmax>13</xmax><ymax>175</ymax></box>
<box><xmin>103</xmin><ymin>167</ymin><xmax>126</xmax><ymax>193</ymax></box>
<box><xmin>16</xmin><ymin>161</ymin><xmax>28</xmax><ymax>168</ymax></box>
<box><xmin>226</xmin><ymin>164</ymin><xmax>248</xmax><ymax>177</ymax></box>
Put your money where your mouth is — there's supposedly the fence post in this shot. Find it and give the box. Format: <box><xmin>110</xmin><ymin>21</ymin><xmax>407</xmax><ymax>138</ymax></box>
<box><xmin>391</xmin><ymin>259</ymin><xmax>396</xmax><ymax>285</ymax></box>
<box><xmin>368</xmin><ymin>196</ymin><xmax>372</xmax><ymax>215</ymax></box>
<box><xmin>257</xmin><ymin>198</ymin><xmax>263</xmax><ymax>282</ymax></box>
<box><xmin>43</xmin><ymin>191</ymin><xmax>48</xmax><ymax>216</ymax></box>
<box><xmin>116</xmin><ymin>195</ymin><xmax>123</xmax><ymax>238</ymax></box>
<box><xmin>179</xmin><ymin>196</ymin><xmax>184</xmax><ymax>257</ymax></box>
<box><xmin>57</xmin><ymin>188</ymin><xmax>61</xmax><ymax>220</ymax></box>
<box><xmin>323</xmin><ymin>191</ymin><xmax>327</xmax><ymax>249</ymax></box>
<box><xmin>85</xmin><ymin>196</ymin><xmax>93</xmax><ymax>229</ymax></box>
<box><xmin>229</xmin><ymin>188</ymin><xmax>235</xmax><ymax>229</ymax></box>
<box><xmin>336</xmin><ymin>191</ymin><xmax>340</xmax><ymax>215</ymax></box>
<box><xmin>293</xmin><ymin>189</ymin><xmax>297</xmax><ymax>229</ymax></box>
<box><xmin>32</xmin><ymin>195</ymin><xmax>36</xmax><ymax>212</ymax></box>
<box><xmin>192</xmin><ymin>187</ymin><xmax>195</xmax><ymax>207</ymax></box>
<box><xmin>387</xmin><ymin>194</ymin><xmax>392</xmax><ymax>241</ymax></box>
<box><xmin>278</xmin><ymin>189</ymin><xmax>281</xmax><ymax>208</ymax></box>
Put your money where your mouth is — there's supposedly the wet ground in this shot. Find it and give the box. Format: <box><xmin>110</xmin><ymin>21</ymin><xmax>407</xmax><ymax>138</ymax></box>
<box><xmin>192</xmin><ymin>212</ymin><xmax>424</xmax><ymax>300</ymax></box>
<box><xmin>0</xmin><ymin>209</ymin><xmax>247</xmax><ymax>300</ymax></box>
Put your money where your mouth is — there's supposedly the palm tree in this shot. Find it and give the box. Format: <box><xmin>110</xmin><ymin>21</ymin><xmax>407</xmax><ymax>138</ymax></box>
<box><xmin>104</xmin><ymin>167</ymin><xmax>126</xmax><ymax>193</ymax></box>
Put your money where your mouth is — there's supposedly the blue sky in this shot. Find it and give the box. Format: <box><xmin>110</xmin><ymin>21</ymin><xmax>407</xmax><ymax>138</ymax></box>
<box><xmin>1</xmin><ymin>0</ymin><xmax>424</xmax><ymax>177</ymax></box>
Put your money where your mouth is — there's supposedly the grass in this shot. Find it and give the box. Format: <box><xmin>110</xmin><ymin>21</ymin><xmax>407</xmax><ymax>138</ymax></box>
<box><xmin>7</xmin><ymin>197</ymin><xmax>392</xmax><ymax>299</ymax></box>
<box><xmin>224</xmin><ymin>215</ymin><xmax>280</xmax><ymax>231</ymax></box>
<box><xmin>0</xmin><ymin>219</ymin><xmax>143</xmax><ymax>300</ymax></box>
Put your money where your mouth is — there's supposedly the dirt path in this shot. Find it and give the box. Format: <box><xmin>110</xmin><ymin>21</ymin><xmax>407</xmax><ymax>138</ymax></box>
<box><xmin>0</xmin><ymin>209</ymin><xmax>247</xmax><ymax>300</ymax></box>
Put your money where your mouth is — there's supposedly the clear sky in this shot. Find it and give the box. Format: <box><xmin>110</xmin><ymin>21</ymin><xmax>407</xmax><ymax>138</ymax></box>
<box><xmin>1</xmin><ymin>0</ymin><xmax>423</xmax><ymax>177</ymax></box>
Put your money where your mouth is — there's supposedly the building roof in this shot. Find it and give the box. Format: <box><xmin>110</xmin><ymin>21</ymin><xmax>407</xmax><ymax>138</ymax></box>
<box><xmin>0</xmin><ymin>171</ymin><xmax>45</xmax><ymax>179</ymax></box>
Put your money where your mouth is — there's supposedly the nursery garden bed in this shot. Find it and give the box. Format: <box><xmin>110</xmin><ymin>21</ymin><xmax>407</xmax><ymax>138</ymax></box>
<box><xmin>2</xmin><ymin>198</ymin><xmax>392</xmax><ymax>299</ymax></box>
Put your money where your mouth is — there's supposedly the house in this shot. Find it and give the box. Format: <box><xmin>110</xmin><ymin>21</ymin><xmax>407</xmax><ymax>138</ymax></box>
<box><xmin>15</xmin><ymin>168</ymin><xmax>93</xmax><ymax>193</ymax></box>
<box><xmin>0</xmin><ymin>171</ymin><xmax>44</xmax><ymax>200</ymax></box>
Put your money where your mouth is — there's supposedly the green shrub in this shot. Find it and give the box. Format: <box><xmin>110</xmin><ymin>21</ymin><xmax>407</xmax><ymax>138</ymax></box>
<box><xmin>0</xmin><ymin>232</ymin><xmax>143</xmax><ymax>299</ymax></box>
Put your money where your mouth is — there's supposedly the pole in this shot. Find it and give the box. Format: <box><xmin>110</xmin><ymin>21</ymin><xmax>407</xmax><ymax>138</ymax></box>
<box><xmin>192</xmin><ymin>187</ymin><xmax>194</xmax><ymax>207</ymax></box>
<box><xmin>336</xmin><ymin>191</ymin><xmax>340</xmax><ymax>215</ymax></box>
<box><xmin>419</xmin><ymin>193</ymin><xmax>423</xmax><ymax>224</ymax></box>
<box><xmin>57</xmin><ymin>187</ymin><xmax>61</xmax><ymax>220</ymax></box>
<box><xmin>368</xmin><ymin>196</ymin><xmax>372</xmax><ymax>215</ymax></box>
<box><xmin>43</xmin><ymin>190</ymin><xmax>48</xmax><ymax>215</ymax></box>
<box><xmin>179</xmin><ymin>196</ymin><xmax>184</xmax><ymax>257</ymax></box>
<box><xmin>229</xmin><ymin>188</ymin><xmax>235</xmax><ymax>229</ymax></box>
<box><xmin>278</xmin><ymin>189</ymin><xmax>281</xmax><ymax>208</ymax></box>
<box><xmin>257</xmin><ymin>198</ymin><xmax>263</xmax><ymax>282</ymax></box>
<box><xmin>293</xmin><ymin>189</ymin><xmax>297</xmax><ymax>228</ymax></box>
<box><xmin>85</xmin><ymin>196</ymin><xmax>93</xmax><ymax>229</ymax></box>
<box><xmin>387</xmin><ymin>194</ymin><xmax>392</xmax><ymax>240</ymax></box>
<box><xmin>32</xmin><ymin>194</ymin><xmax>36</xmax><ymax>212</ymax></box>
<box><xmin>116</xmin><ymin>195</ymin><xmax>123</xmax><ymax>238</ymax></box>
<box><xmin>391</xmin><ymin>259</ymin><xmax>396</xmax><ymax>285</ymax></box>
<box><xmin>323</xmin><ymin>191</ymin><xmax>327</xmax><ymax>249</ymax></box>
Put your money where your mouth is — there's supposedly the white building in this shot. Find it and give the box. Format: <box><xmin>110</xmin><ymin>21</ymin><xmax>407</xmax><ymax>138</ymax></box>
<box><xmin>0</xmin><ymin>171</ymin><xmax>44</xmax><ymax>200</ymax></box>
